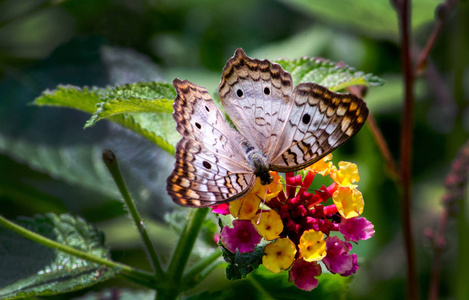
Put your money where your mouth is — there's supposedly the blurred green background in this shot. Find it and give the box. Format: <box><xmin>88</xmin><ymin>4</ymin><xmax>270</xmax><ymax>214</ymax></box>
<box><xmin>1</xmin><ymin>0</ymin><xmax>468</xmax><ymax>299</ymax></box>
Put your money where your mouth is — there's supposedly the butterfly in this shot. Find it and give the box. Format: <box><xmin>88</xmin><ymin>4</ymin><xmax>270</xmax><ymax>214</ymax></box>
<box><xmin>167</xmin><ymin>48</ymin><xmax>368</xmax><ymax>207</ymax></box>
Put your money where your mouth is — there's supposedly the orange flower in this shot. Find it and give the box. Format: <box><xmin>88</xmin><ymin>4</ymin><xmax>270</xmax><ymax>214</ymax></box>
<box><xmin>306</xmin><ymin>154</ymin><xmax>333</xmax><ymax>176</ymax></box>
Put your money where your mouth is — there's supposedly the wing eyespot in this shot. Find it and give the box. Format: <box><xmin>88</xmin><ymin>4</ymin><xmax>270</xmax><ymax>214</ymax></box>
<box><xmin>202</xmin><ymin>161</ymin><xmax>212</xmax><ymax>169</ymax></box>
<box><xmin>205</xmin><ymin>105</ymin><xmax>210</xmax><ymax>112</ymax></box>
<box><xmin>236</xmin><ymin>89</ymin><xmax>244</xmax><ymax>97</ymax></box>
<box><xmin>195</xmin><ymin>122</ymin><xmax>202</xmax><ymax>129</ymax></box>
<box><xmin>302</xmin><ymin>113</ymin><xmax>311</xmax><ymax>124</ymax></box>
<box><xmin>264</xmin><ymin>87</ymin><xmax>270</xmax><ymax>95</ymax></box>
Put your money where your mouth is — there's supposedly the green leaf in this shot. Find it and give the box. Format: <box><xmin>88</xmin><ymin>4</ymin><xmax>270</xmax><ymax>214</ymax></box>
<box><xmin>33</xmin><ymin>83</ymin><xmax>179</xmax><ymax>154</ymax></box>
<box><xmin>84</xmin><ymin>82</ymin><xmax>175</xmax><ymax>128</ymax></box>
<box><xmin>222</xmin><ymin>245</ymin><xmax>264</xmax><ymax>280</ymax></box>
<box><xmin>33</xmin><ymin>85</ymin><xmax>103</xmax><ymax>113</ymax></box>
<box><xmin>0</xmin><ymin>133</ymin><xmax>120</xmax><ymax>201</ymax></box>
<box><xmin>275</xmin><ymin>57</ymin><xmax>384</xmax><ymax>92</ymax></box>
<box><xmin>0</xmin><ymin>213</ymin><xmax>121</xmax><ymax>299</ymax></box>
<box><xmin>280</xmin><ymin>0</ymin><xmax>440</xmax><ymax>40</ymax></box>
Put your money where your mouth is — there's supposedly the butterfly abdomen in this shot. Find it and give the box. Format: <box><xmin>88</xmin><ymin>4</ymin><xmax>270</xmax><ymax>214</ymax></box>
<box><xmin>242</xmin><ymin>140</ymin><xmax>272</xmax><ymax>185</ymax></box>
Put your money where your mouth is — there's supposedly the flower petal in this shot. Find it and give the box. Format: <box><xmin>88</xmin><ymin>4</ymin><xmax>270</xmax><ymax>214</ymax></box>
<box><xmin>298</xmin><ymin>229</ymin><xmax>326</xmax><ymax>262</ymax></box>
<box><xmin>332</xmin><ymin>186</ymin><xmax>364</xmax><ymax>219</ymax></box>
<box><xmin>263</xmin><ymin>238</ymin><xmax>297</xmax><ymax>273</ymax></box>
<box><xmin>253</xmin><ymin>210</ymin><xmax>283</xmax><ymax>240</ymax></box>
<box><xmin>220</xmin><ymin>220</ymin><xmax>261</xmax><ymax>253</ymax></box>
<box><xmin>339</xmin><ymin>216</ymin><xmax>375</xmax><ymax>242</ymax></box>
<box><xmin>288</xmin><ymin>259</ymin><xmax>322</xmax><ymax>291</ymax></box>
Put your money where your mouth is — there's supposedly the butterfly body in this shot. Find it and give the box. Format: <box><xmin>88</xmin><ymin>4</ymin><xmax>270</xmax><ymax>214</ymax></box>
<box><xmin>167</xmin><ymin>49</ymin><xmax>368</xmax><ymax>207</ymax></box>
<box><xmin>243</xmin><ymin>143</ymin><xmax>272</xmax><ymax>185</ymax></box>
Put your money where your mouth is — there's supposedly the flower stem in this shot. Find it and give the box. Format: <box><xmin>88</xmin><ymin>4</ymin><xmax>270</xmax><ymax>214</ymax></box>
<box><xmin>0</xmin><ymin>214</ymin><xmax>155</xmax><ymax>288</ymax></box>
<box><xmin>395</xmin><ymin>0</ymin><xmax>419</xmax><ymax>298</ymax></box>
<box><xmin>102</xmin><ymin>149</ymin><xmax>165</xmax><ymax>281</ymax></box>
<box><xmin>163</xmin><ymin>207</ymin><xmax>209</xmax><ymax>297</ymax></box>
<box><xmin>414</xmin><ymin>0</ymin><xmax>460</xmax><ymax>76</ymax></box>
<box><xmin>183</xmin><ymin>249</ymin><xmax>222</xmax><ymax>287</ymax></box>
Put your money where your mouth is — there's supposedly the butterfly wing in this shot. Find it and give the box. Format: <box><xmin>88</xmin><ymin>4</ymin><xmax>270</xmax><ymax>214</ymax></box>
<box><xmin>270</xmin><ymin>82</ymin><xmax>369</xmax><ymax>172</ymax></box>
<box><xmin>167</xmin><ymin>79</ymin><xmax>256</xmax><ymax>207</ymax></box>
<box><xmin>219</xmin><ymin>48</ymin><xmax>294</xmax><ymax>159</ymax></box>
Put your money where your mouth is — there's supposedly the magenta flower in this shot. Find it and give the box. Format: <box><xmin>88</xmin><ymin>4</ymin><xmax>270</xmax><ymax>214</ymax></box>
<box><xmin>288</xmin><ymin>259</ymin><xmax>322</xmax><ymax>291</ymax></box>
<box><xmin>341</xmin><ymin>252</ymin><xmax>359</xmax><ymax>276</ymax></box>
<box><xmin>322</xmin><ymin>236</ymin><xmax>358</xmax><ymax>275</ymax></box>
<box><xmin>220</xmin><ymin>220</ymin><xmax>262</xmax><ymax>253</ymax></box>
<box><xmin>339</xmin><ymin>216</ymin><xmax>375</xmax><ymax>243</ymax></box>
<box><xmin>211</xmin><ymin>203</ymin><xmax>230</xmax><ymax>215</ymax></box>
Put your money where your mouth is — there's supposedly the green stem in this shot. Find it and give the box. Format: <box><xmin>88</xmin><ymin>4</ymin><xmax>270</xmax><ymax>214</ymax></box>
<box><xmin>102</xmin><ymin>149</ymin><xmax>165</xmax><ymax>281</ymax></box>
<box><xmin>0</xmin><ymin>214</ymin><xmax>155</xmax><ymax>287</ymax></box>
<box><xmin>183</xmin><ymin>249</ymin><xmax>222</xmax><ymax>287</ymax></box>
<box><xmin>163</xmin><ymin>208</ymin><xmax>209</xmax><ymax>297</ymax></box>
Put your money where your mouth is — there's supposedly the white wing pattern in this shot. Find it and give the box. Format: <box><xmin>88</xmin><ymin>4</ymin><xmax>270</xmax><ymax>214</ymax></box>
<box><xmin>167</xmin><ymin>49</ymin><xmax>369</xmax><ymax>207</ymax></box>
<box><xmin>167</xmin><ymin>79</ymin><xmax>256</xmax><ymax>207</ymax></box>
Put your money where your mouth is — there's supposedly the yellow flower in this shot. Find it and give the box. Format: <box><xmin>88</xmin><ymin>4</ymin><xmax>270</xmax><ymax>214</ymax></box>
<box><xmin>230</xmin><ymin>172</ymin><xmax>282</xmax><ymax>220</ymax></box>
<box><xmin>306</xmin><ymin>154</ymin><xmax>333</xmax><ymax>176</ymax></box>
<box><xmin>298</xmin><ymin>230</ymin><xmax>326</xmax><ymax>262</ymax></box>
<box><xmin>332</xmin><ymin>186</ymin><xmax>364</xmax><ymax>219</ymax></box>
<box><xmin>263</xmin><ymin>238</ymin><xmax>297</xmax><ymax>273</ymax></box>
<box><xmin>253</xmin><ymin>210</ymin><xmax>283</xmax><ymax>240</ymax></box>
<box><xmin>266</xmin><ymin>172</ymin><xmax>283</xmax><ymax>201</ymax></box>
<box><xmin>230</xmin><ymin>193</ymin><xmax>261</xmax><ymax>220</ymax></box>
<box><xmin>330</xmin><ymin>161</ymin><xmax>360</xmax><ymax>187</ymax></box>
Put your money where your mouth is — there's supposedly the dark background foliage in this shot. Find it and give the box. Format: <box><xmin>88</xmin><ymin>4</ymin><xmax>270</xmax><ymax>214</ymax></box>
<box><xmin>1</xmin><ymin>0</ymin><xmax>468</xmax><ymax>299</ymax></box>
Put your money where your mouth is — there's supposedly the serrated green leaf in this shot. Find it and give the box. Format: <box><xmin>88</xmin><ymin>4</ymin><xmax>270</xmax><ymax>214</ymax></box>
<box><xmin>280</xmin><ymin>0</ymin><xmax>440</xmax><ymax>40</ymax></box>
<box><xmin>275</xmin><ymin>57</ymin><xmax>384</xmax><ymax>92</ymax></box>
<box><xmin>84</xmin><ymin>82</ymin><xmax>176</xmax><ymax>128</ymax></box>
<box><xmin>33</xmin><ymin>83</ymin><xmax>179</xmax><ymax>154</ymax></box>
<box><xmin>33</xmin><ymin>85</ymin><xmax>103</xmax><ymax>113</ymax></box>
<box><xmin>0</xmin><ymin>213</ymin><xmax>121</xmax><ymax>299</ymax></box>
<box><xmin>85</xmin><ymin>98</ymin><xmax>173</xmax><ymax>127</ymax></box>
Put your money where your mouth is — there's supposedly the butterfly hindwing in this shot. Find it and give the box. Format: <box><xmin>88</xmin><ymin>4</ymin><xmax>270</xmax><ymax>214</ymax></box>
<box><xmin>270</xmin><ymin>82</ymin><xmax>369</xmax><ymax>171</ymax></box>
<box><xmin>168</xmin><ymin>138</ymin><xmax>255</xmax><ymax>207</ymax></box>
<box><xmin>167</xmin><ymin>79</ymin><xmax>256</xmax><ymax>207</ymax></box>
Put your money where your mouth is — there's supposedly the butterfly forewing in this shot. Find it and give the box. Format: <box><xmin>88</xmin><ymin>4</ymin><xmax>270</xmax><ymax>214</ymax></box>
<box><xmin>219</xmin><ymin>49</ymin><xmax>294</xmax><ymax>158</ymax></box>
<box><xmin>167</xmin><ymin>79</ymin><xmax>256</xmax><ymax>207</ymax></box>
<box><xmin>270</xmin><ymin>83</ymin><xmax>369</xmax><ymax>172</ymax></box>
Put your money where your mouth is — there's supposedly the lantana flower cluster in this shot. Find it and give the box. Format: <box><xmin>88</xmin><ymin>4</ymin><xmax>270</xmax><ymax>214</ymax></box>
<box><xmin>212</xmin><ymin>154</ymin><xmax>375</xmax><ymax>291</ymax></box>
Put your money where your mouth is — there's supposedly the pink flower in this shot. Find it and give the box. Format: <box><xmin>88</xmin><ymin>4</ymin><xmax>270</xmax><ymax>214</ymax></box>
<box><xmin>339</xmin><ymin>216</ymin><xmax>375</xmax><ymax>243</ymax></box>
<box><xmin>288</xmin><ymin>259</ymin><xmax>322</xmax><ymax>291</ymax></box>
<box><xmin>211</xmin><ymin>203</ymin><xmax>230</xmax><ymax>215</ymax></box>
<box><xmin>220</xmin><ymin>220</ymin><xmax>261</xmax><ymax>253</ymax></box>
<box><xmin>322</xmin><ymin>236</ymin><xmax>358</xmax><ymax>276</ymax></box>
